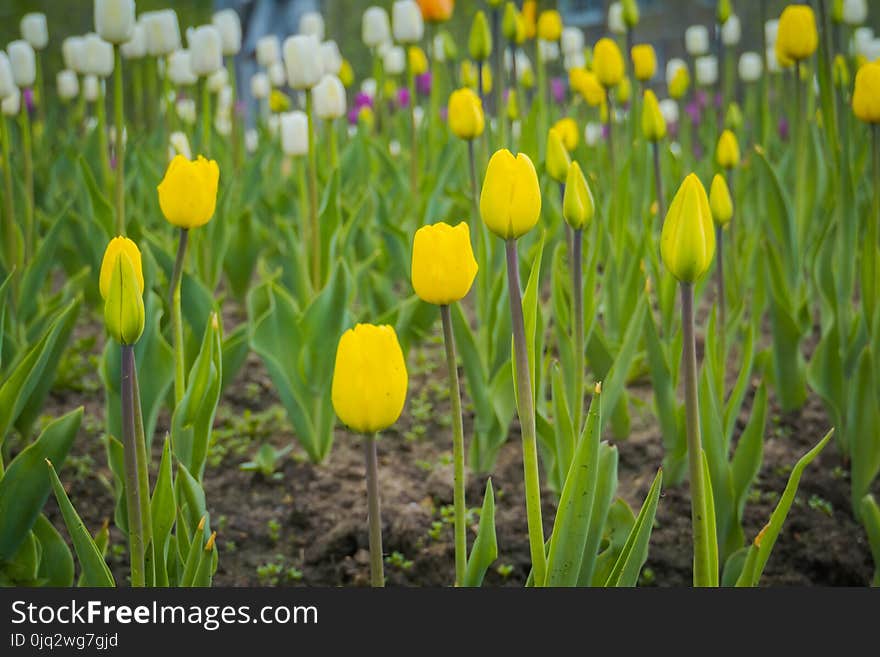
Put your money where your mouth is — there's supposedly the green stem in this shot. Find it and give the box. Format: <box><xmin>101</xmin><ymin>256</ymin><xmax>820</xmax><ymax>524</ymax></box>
<box><xmin>297</xmin><ymin>156</ymin><xmax>309</xmax><ymax>239</ymax></box>
<box><xmin>146</xmin><ymin>56</ymin><xmax>158</xmax><ymax>129</ymax></box>
<box><xmin>133</xmin><ymin>60</ymin><xmax>144</xmax><ymax>128</ymax></box>
<box><xmin>121</xmin><ymin>345</ymin><xmax>145</xmax><ymax>587</ymax></box>
<box><xmin>0</xmin><ymin>116</ymin><xmax>18</xmax><ymax>273</ymax></box>
<box><xmin>169</xmin><ymin>228</ymin><xmax>189</xmax><ymax>406</ymax></box>
<box><xmin>200</xmin><ymin>76</ymin><xmax>211</xmax><ymax>154</ymax></box>
<box><xmin>681</xmin><ymin>283</ymin><xmax>713</xmax><ymax>587</ymax></box>
<box><xmin>364</xmin><ymin>433</ymin><xmax>384</xmax><ymax>587</ymax></box>
<box><xmin>409</xmin><ymin>62</ymin><xmax>418</xmax><ymax>197</ymax></box>
<box><xmin>18</xmin><ymin>99</ymin><xmax>34</xmax><ymax>263</ymax></box>
<box><xmin>573</xmin><ymin>228</ymin><xmax>584</xmax><ymax>436</ymax></box>
<box><xmin>537</xmin><ymin>43</ymin><xmax>547</xmax><ymax>155</ymax></box>
<box><xmin>715</xmin><ymin>225</ymin><xmax>726</xmax><ymax>384</ymax></box>
<box><xmin>35</xmin><ymin>51</ymin><xmax>45</xmax><ymax>126</ymax></box>
<box><xmin>305</xmin><ymin>90</ymin><xmax>321</xmax><ymax>290</ymax></box>
<box><xmin>440</xmin><ymin>304</ymin><xmax>467</xmax><ymax>586</ymax></box>
<box><xmin>793</xmin><ymin>61</ymin><xmax>804</xmax><ymax>240</ymax></box>
<box><xmin>95</xmin><ymin>84</ymin><xmax>112</xmax><ymax>194</ymax></box>
<box><xmin>492</xmin><ymin>8</ymin><xmax>505</xmax><ymax>149</ymax></box>
<box><xmin>130</xmin><ymin>351</ymin><xmax>154</xmax><ymax>585</ymax></box>
<box><xmin>868</xmin><ymin>126</ymin><xmax>879</xmax><ymax>330</ymax></box>
<box><xmin>227</xmin><ymin>56</ymin><xmax>241</xmax><ymax>169</ymax></box>
<box><xmin>328</xmin><ymin>119</ymin><xmax>339</xmax><ymax>170</ymax></box>
<box><xmin>606</xmin><ymin>91</ymin><xmax>616</xmax><ymax>184</ymax></box>
<box><xmin>652</xmin><ymin>140</ymin><xmax>665</xmax><ymax>223</ymax></box>
<box><xmin>114</xmin><ymin>47</ymin><xmax>126</xmax><ymax>236</ymax></box>
<box><xmin>504</xmin><ymin>239</ymin><xmax>547</xmax><ymax>586</ymax></box>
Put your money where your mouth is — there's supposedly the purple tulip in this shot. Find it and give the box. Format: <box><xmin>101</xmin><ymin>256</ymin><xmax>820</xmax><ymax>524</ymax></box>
<box><xmin>354</xmin><ymin>91</ymin><xmax>373</xmax><ymax>109</ymax></box>
<box><xmin>348</xmin><ymin>107</ymin><xmax>361</xmax><ymax>125</ymax></box>
<box><xmin>23</xmin><ymin>87</ymin><xmax>35</xmax><ymax>113</ymax></box>
<box><xmin>416</xmin><ymin>72</ymin><xmax>432</xmax><ymax>97</ymax></box>
<box><xmin>778</xmin><ymin>116</ymin><xmax>790</xmax><ymax>141</ymax></box>
<box><xmin>601</xmin><ymin>123</ymin><xmax>610</xmax><ymax>140</ymax></box>
<box><xmin>397</xmin><ymin>86</ymin><xmax>411</xmax><ymax>108</ymax></box>
<box><xmin>550</xmin><ymin>77</ymin><xmax>566</xmax><ymax>105</ymax></box>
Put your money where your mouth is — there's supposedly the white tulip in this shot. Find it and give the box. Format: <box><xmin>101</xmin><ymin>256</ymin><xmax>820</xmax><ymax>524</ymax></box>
<box><xmin>361</xmin><ymin>77</ymin><xmax>378</xmax><ymax>99</ymax></box>
<box><xmin>722</xmin><ymin>15</ymin><xmax>741</xmax><ymax>46</ymax></box>
<box><xmin>251</xmin><ymin>72</ymin><xmax>270</xmax><ymax>99</ymax></box>
<box><xmin>766</xmin><ymin>47</ymin><xmax>782</xmax><ymax>74</ymax></box>
<box><xmin>561</xmin><ymin>27</ymin><xmax>584</xmax><ymax>56</ymax></box>
<box><xmin>299</xmin><ymin>12</ymin><xmax>325</xmax><ymax>40</ymax></box>
<box><xmin>256</xmin><ymin>34</ymin><xmax>280</xmax><ymax>67</ymax></box>
<box><xmin>169</xmin><ymin>131</ymin><xmax>192</xmax><ymax>160</ymax></box>
<box><xmin>267</xmin><ymin>113</ymin><xmax>279</xmax><ymax>135</ymax></box>
<box><xmin>320</xmin><ymin>40</ymin><xmax>343</xmax><ymax>75</ymax></box>
<box><xmin>208</xmin><ymin>67</ymin><xmax>228</xmax><ymax>93</ymax></box>
<box><xmin>538</xmin><ymin>39</ymin><xmax>560</xmax><ymax>62</ymax></box>
<box><xmin>245</xmin><ymin>128</ymin><xmax>258</xmax><ymax>153</ymax></box>
<box><xmin>215</xmin><ymin>111</ymin><xmax>232</xmax><ymax>136</ymax></box>
<box><xmin>584</xmin><ymin>122</ymin><xmax>602</xmax><ymax>147</ymax></box>
<box><xmin>433</xmin><ymin>33</ymin><xmax>446</xmax><ymax>63</ymax></box>
<box><xmin>82</xmin><ymin>33</ymin><xmax>114</xmax><ymax>77</ymax></box>
<box><xmin>20</xmin><ymin>13</ymin><xmax>48</xmax><ymax>50</ymax></box>
<box><xmin>363</xmin><ymin>6</ymin><xmax>391</xmax><ymax>48</ymax></box>
<box><xmin>659</xmin><ymin>99</ymin><xmax>679</xmax><ymax>125</ymax></box>
<box><xmin>738</xmin><ymin>52</ymin><xmax>763</xmax><ymax>82</ymax></box>
<box><xmin>283</xmin><ymin>34</ymin><xmax>323</xmax><ymax>90</ymax></box>
<box><xmin>174</xmin><ymin>98</ymin><xmax>194</xmax><ymax>125</ymax></box>
<box><xmin>8</xmin><ymin>41</ymin><xmax>36</xmax><ymax>87</ymax></box>
<box><xmin>511</xmin><ymin>120</ymin><xmax>522</xmax><ymax>141</ymax></box>
<box><xmin>765</xmin><ymin>20</ymin><xmax>779</xmax><ymax>49</ymax></box>
<box><xmin>685</xmin><ymin>25</ymin><xmax>709</xmax><ymax>56</ymax></box>
<box><xmin>313</xmin><ymin>74</ymin><xmax>346</xmax><ymax>120</ymax></box>
<box><xmin>383</xmin><ymin>46</ymin><xmax>405</xmax><ymax>75</ymax></box>
<box><xmin>189</xmin><ymin>25</ymin><xmax>223</xmax><ymax>76</ymax></box>
<box><xmin>280</xmin><ymin>110</ymin><xmax>308</xmax><ymax>156</ymax></box>
<box><xmin>413</xmin><ymin>104</ymin><xmax>424</xmax><ymax>128</ymax></box>
<box><xmin>83</xmin><ymin>74</ymin><xmax>101</xmax><ymax>102</ymax></box>
<box><xmin>95</xmin><ymin>0</ymin><xmax>135</xmax><ymax>44</ymax></box>
<box><xmin>843</xmin><ymin>0</ymin><xmax>868</xmax><ymax>26</ymax></box>
<box><xmin>142</xmin><ymin>10</ymin><xmax>181</xmax><ymax>57</ymax></box>
<box><xmin>0</xmin><ymin>53</ymin><xmax>15</xmax><ymax>99</ymax></box>
<box><xmin>121</xmin><ymin>23</ymin><xmax>146</xmax><ymax>59</ymax></box>
<box><xmin>389</xmin><ymin>139</ymin><xmax>401</xmax><ymax>157</ymax></box>
<box><xmin>212</xmin><ymin>9</ymin><xmax>242</xmax><ymax>56</ymax></box>
<box><xmin>2</xmin><ymin>87</ymin><xmax>21</xmax><ymax>116</ymax></box>
<box><xmin>218</xmin><ymin>85</ymin><xmax>233</xmax><ymax>111</ymax></box>
<box><xmin>269</xmin><ymin>61</ymin><xmax>286</xmax><ymax>87</ymax></box>
<box><xmin>608</xmin><ymin>2</ymin><xmax>626</xmax><ymax>36</ymax></box>
<box><xmin>63</xmin><ymin>37</ymin><xmax>86</xmax><ymax>73</ymax></box>
<box><xmin>167</xmin><ymin>50</ymin><xmax>197</xmax><ymax>86</ymax></box>
<box><xmin>564</xmin><ymin>51</ymin><xmax>586</xmax><ymax>71</ymax></box>
<box><xmin>695</xmin><ymin>55</ymin><xmax>718</xmax><ymax>86</ymax></box>
<box><xmin>666</xmin><ymin>58</ymin><xmax>687</xmax><ymax>85</ymax></box>
<box><xmin>864</xmin><ymin>38</ymin><xmax>880</xmax><ymax>63</ymax></box>
<box><xmin>392</xmin><ymin>1</ymin><xmax>424</xmax><ymax>44</ymax></box>
<box><xmin>57</xmin><ymin>70</ymin><xmax>79</xmax><ymax>100</ymax></box>
<box><xmin>854</xmin><ymin>27</ymin><xmax>875</xmax><ymax>57</ymax></box>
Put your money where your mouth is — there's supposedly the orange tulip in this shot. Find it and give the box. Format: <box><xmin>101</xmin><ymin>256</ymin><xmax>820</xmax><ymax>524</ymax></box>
<box><xmin>417</xmin><ymin>0</ymin><xmax>454</xmax><ymax>23</ymax></box>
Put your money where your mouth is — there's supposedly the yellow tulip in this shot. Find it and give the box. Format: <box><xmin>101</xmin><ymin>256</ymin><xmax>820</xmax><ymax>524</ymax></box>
<box><xmin>661</xmin><ymin>174</ymin><xmax>716</xmax><ymax>284</ymax></box>
<box><xmin>101</xmin><ymin>238</ymin><xmax>145</xmax><ymax>346</ymax></box>
<box><xmin>480</xmin><ymin>149</ymin><xmax>542</xmax><ymax>240</ymax></box>
<box><xmin>593</xmin><ymin>38</ymin><xmax>624</xmax><ymax>88</ymax></box>
<box><xmin>853</xmin><ymin>61</ymin><xmax>880</xmax><ymax>124</ymax></box>
<box><xmin>520</xmin><ymin>64</ymin><xmax>535</xmax><ymax>89</ymax></box>
<box><xmin>99</xmin><ymin>236</ymin><xmax>144</xmax><ymax>300</ymax></box>
<box><xmin>157</xmin><ymin>155</ymin><xmax>220</xmax><ymax>230</ymax></box>
<box><xmin>709</xmin><ymin>174</ymin><xmax>733</xmax><ymax>227</ymax></box>
<box><xmin>546</xmin><ymin>128</ymin><xmax>572</xmax><ymax>183</ymax></box>
<box><xmin>537</xmin><ymin>10</ymin><xmax>563</xmax><ymax>42</ymax></box>
<box><xmin>641</xmin><ymin>89</ymin><xmax>666</xmax><ymax>142</ymax></box>
<box><xmin>669</xmin><ymin>66</ymin><xmax>690</xmax><ymax>99</ymax></box>
<box><xmin>339</xmin><ymin>59</ymin><xmax>355</xmax><ymax>88</ymax></box>
<box><xmin>331</xmin><ymin>324</ymin><xmax>408</xmax><ymax>434</ymax></box>
<box><xmin>631</xmin><ymin>44</ymin><xmax>656</xmax><ymax>82</ymax></box>
<box><xmin>622</xmin><ymin>0</ymin><xmax>640</xmax><ymax>27</ymax></box>
<box><xmin>408</xmin><ymin>46</ymin><xmax>428</xmax><ymax>76</ymax></box>
<box><xmin>461</xmin><ymin>60</ymin><xmax>492</xmax><ymax>93</ymax></box>
<box><xmin>563</xmin><ymin>161</ymin><xmax>594</xmax><ymax>230</ymax></box>
<box><xmin>776</xmin><ymin>5</ymin><xmax>818</xmax><ymax>62</ymax></box>
<box><xmin>448</xmin><ymin>87</ymin><xmax>485</xmax><ymax>140</ymax></box>
<box><xmin>717</xmin><ymin>0</ymin><xmax>732</xmax><ymax>24</ymax></box>
<box><xmin>616</xmin><ymin>75</ymin><xmax>632</xmax><ymax>104</ymax></box>
<box><xmin>469</xmin><ymin>10</ymin><xmax>493</xmax><ymax>61</ymax></box>
<box><xmin>507</xmin><ymin>88</ymin><xmax>520</xmax><ymax>120</ymax></box>
<box><xmin>578</xmin><ymin>69</ymin><xmax>605</xmax><ymax>106</ymax></box>
<box><xmin>502</xmin><ymin>3</ymin><xmax>523</xmax><ymax>43</ymax></box>
<box><xmin>411</xmin><ymin>222</ymin><xmax>479</xmax><ymax>305</ymax></box>
<box><xmin>833</xmin><ymin>54</ymin><xmax>850</xmax><ymax>90</ymax></box>
<box><xmin>716</xmin><ymin>129</ymin><xmax>740</xmax><ymax>169</ymax></box>
<box><xmin>551</xmin><ymin>117</ymin><xmax>579</xmax><ymax>151</ymax></box>
<box><xmin>269</xmin><ymin>89</ymin><xmax>290</xmax><ymax>113</ymax></box>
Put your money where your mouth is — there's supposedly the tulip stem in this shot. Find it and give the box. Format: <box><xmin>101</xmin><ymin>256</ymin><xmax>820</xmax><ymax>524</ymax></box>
<box><xmin>651</xmin><ymin>140</ymin><xmax>665</xmax><ymax>224</ymax></box>
<box><xmin>681</xmin><ymin>282</ymin><xmax>715</xmax><ymax>587</ymax></box>
<box><xmin>491</xmin><ymin>7</ymin><xmax>505</xmax><ymax>149</ymax></box>
<box><xmin>133</xmin><ymin>60</ymin><xmax>144</xmax><ymax>128</ymax></box>
<box><xmin>0</xmin><ymin>116</ymin><xmax>17</xmax><ymax>273</ymax></box>
<box><xmin>227</xmin><ymin>56</ymin><xmax>241</xmax><ymax>170</ymax></box>
<box><xmin>328</xmin><ymin>119</ymin><xmax>339</xmax><ymax>170</ymax></box>
<box><xmin>114</xmin><ymin>46</ymin><xmax>126</xmax><ymax>236</ymax></box>
<box><xmin>606</xmin><ymin>91</ymin><xmax>616</xmax><ymax>182</ymax></box>
<box><xmin>440</xmin><ymin>304</ymin><xmax>468</xmax><ymax>587</ymax></box>
<box><xmin>467</xmin><ymin>140</ymin><xmax>479</xmax><ymax>225</ymax></box>
<box><xmin>793</xmin><ymin>60</ymin><xmax>805</xmax><ymax>240</ymax></box>
<box><xmin>715</xmin><ymin>225</ymin><xmax>726</xmax><ymax>382</ymax></box>
<box><xmin>364</xmin><ymin>433</ymin><xmax>384</xmax><ymax>587</ymax></box>
<box><xmin>305</xmin><ymin>90</ymin><xmax>321</xmax><ymax>289</ymax></box>
<box><xmin>504</xmin><ymin>239</ymin><xmax>547</xmax><ymax>587</ymax></box>
<box><xmin>201</xmin><ymin>77</ymin><xmax>212</xmax><ymax>155</ymax></box>
<box><xmin>35</xmin><ymin>51</ymin><xmax>45</xmax><ymax>126</ymax></box>
<box><xmin>170</xmin><ymin>227</ymin><xmax>189</xmax><ymax>406</ymax></box>
<box><xmin>409</xmin><ymin>61</ymin><xmax>419</xmax><ymax>197</ymax></box>
<box><xmin>868</xmin><ymin>125</ymin><xmax>880</xmax><ymax>331</ymax></box>
<box><xmin>129</xmin><ymin>351</ymin><xmax>153</xmax><ymax>584</ymax></box>
<box><xmin>146</xmin><ymin>56</ymin><xmax>158</xmax><ymax>129</ymax></box>
<box><xmin>573</xmin><ymin>228</ymin><xmax>585</xmax><ymax>436</ymax></box>
<box><xmin>18</xmin><ymin>98</ymin><xmax>35</xmax><ymax>264</ymax></box>
<box><xmin>121</xmin><ymin>345</ymin><xmax>146</xmax><ymax>587</ymax></box>
<box><xmin>95</xmin><ymin>84</ymin><xmax>113</xmax><ymax>196</ymax></box>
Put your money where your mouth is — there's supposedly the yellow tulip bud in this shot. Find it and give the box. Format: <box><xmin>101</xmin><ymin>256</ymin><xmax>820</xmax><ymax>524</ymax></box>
<box><xmin>339</xmin><ymin>59</ymin><xmax>354</xmax><ymax>88</ymax></box>
<box><xmin>411</xmin><ymin>222</ymin><xmax>479</xmax><ymax>305</ymax></box>
<box><xmin>480</xmin><ymin>149</ymin><xmax>542</xmax><ymax>240</ymax></box>
<box><xmin>622</xmin><ymin>0</ymin><xmax>640</xmax><ymax>28</ymax></box>
<box><xmin>269</xmin><ymin>88</ymin><xmax>291</xmax><ymax>113</ymax></box>
<box><xmin>717</xmin><ymin>0</ymin><xmax>732</xmax><ymax>24</ymax></box>
<box><xmin>408</xmin><ymin>46</ymin><xmax>428</xmax><ymax>76</ymax></box>
<box><xmin>593</xmin><ymin>38</ymin><xmax>624</xmax><ymax>88</ymax></box>
<box><xmin>716</xmin><ymin>129</ymin><xmax>740</xmax><ymax>169</ymax></box>
<box><xmin>578</xmin><ymin>69</ymin><xmax>605</xmax><ymax>106</ymax></box>
<box><xmin>358</xmin><ymin>106</ymin><xmax>375</xmax><ymax>130</ymax></box>
<box><xmin>507</xmin><ymin>88</ymin><xmax>520</xmax><ymax>120</ymax></box>
<box><xmin>537</xmin><ymin>10</ymin><xmax>563</xmax><ymax>42</ymax></box>
<box><xmin>481</xmin><ymin>65</ymin><xmax>493</xmax><ymax>93</ymax></box>
<box><xmin>641</xmin><ymin>89</ymin><xmax>666</xmax><ymax>142</ymax></box>
<box><xmin>101</xmin><ymin>238</ymin><xmax>145</xmax><ymax>346</ymax></box>
<box><xmin>563</xmin><ymin>161</ymin><xmax>594</xmax><ymax>230</ymax></box>
<box><xmin>502</xmin><ymin>2</ymin><xmax>520</xmax><ymax>41</ymax></box>
<box><xmin>546</xmin><ymin>129</ymin><xmax>572</xmax><ymax>183</ymax></box>
<box><xmin>631</xmin><ymin>44</ymin><xmax>656</xmax><ymax>81</ymax></box>
<box><xmin>709</xmin><ymin>174</ymin><xmax>733</xmax><ymax>227</ymax></box>
<box><xmin>725</xmin><ymin>102</ymin><xmax>743</xmax><ymax>130</ymax></box>
<box><xmin>99</xmin><ymin>236</ymin><xmax>144</xmax><ymax>301</ymax></box>
<box><xmin>521</xmin><ymin>64</ymin><xmax>535</xmax><ymax>89</ymax></box>
<box><xmin>157</xmin><ymin>155</ymin><xmax>220</xmax><ymax>230</ymax></box>
<box><xmin>669</xmin><ymin>66</ymin><xmax>690</xmax><ymax>99</ymax></box>
<box><xmin>616</xmin><ymin>75</ymin><xmax>632</xmax><ymax>104</ymax></box>
<box><xmin>777</xmin><ymin>5</ymin><xmax>818</xmax><ymax>62</ymax></box>
<box><xmin>853</xmin><ymin>61</ymin><xmax>880</xmax><ymax>124</ymax></box>
<box><xmin>331</xmin><ymin>324</ymin><xmax>408</xmax><ymax>434</ymax></box>
<box><xmin>661</xmin><ymin>174</ymin><xmax>716</xmax><ymax>284</ymax></box>
<box><xmin>522</xmin><ymin>0</ymin><xmax>537</xmax><ymax>40</ymax></box>
<box><xmin>833</xmin><ymin>54</ymin><xmax>850</xmax><ymax>89</ymax></box>
<box><xmin>448</xmin><ymin>87</ymin><xmax>485</xmax><ymax>140</ymax></box>
<box><xmin>469</xmin><ymin>10</ymin><xmax>493</xmax><ymax>61</ymax></box>
<box><xmin>551</xmin><ymin>117</ymin><xmax>579</xmax><ymax>151</ymax></box>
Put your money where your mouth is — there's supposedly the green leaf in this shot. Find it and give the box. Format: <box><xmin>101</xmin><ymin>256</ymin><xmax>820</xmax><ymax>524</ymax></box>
<box><xmin>849</xmin><ymin>348</ymin><xmax>880</xmax><ymax>510</ymax></box>
<box><xmin>151</xmin><ymin>436</ymin><xmax>176</xmax><ymax>587</ymax></box>
<box><xmin>577</xmin><ymin>443</ymin><xmax>619</xmax><ymax>585</ymax></box>
<box><xmin>731</xmin><ymin>384</ymin><xmax>767</xmax><ymax>522</ymax></box>
<box><xmin>599</xmin><ymin>293</ymin><xmax>647</xmax><ymax>422</ymax></box>
<box><xmin>859</xmin><ymin>495</ymin><xmax>880</xmax><ymax>587</ymax></box>
<box><xmin>604</xmin><ymin>468</ymin><xmax>663</xmax><ymax>587</ymax></box>
<box><xmin>463</xmin><ymin>479</ymin><xmax>497</xmax><ymax>587</ymax></box>
<box><xmin>33</xmin><ymin>514</ymin><xmax>74</xmax><ymax>586</ymax></box>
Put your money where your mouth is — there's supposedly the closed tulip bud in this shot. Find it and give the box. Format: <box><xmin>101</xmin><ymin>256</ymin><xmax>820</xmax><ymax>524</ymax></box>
<box><xmin>280</xmin><ymin>110</ymin><xmax>309</xmax><ymax>155</ymax></box>
<box><xmin>57</xmin><ymin>70</ymin><xmax>79</xmax><ymax>100</ymax></box>
<box><xmin>256</xmin><ymin>35</ymin><xmax>280</xmax><ymax>67</ymax></box>
<box><xmin>503</xmin><ymin>3</ymin><xmax>521</xmax><ymax>41</ymax></box>
<box><xmin>862</xmin><ymin>40</ymin><xmax>880</xmax><ymax>63</ymax></box>
<box><xmin>564</xmin><ymin>51</ymin><xmax>586</xmax><ymax>72</ymax></box>
<box><xmin>717</xmin><ymin>0</ymin><xmax>732</xmax><ymax>25</ymax></box>
<box><xmin>659</xmin><ymin>98</ymin><xmax>679</xmax><ymax>125</ymax></box>
<box><xmin>0</xmin><ymin>54</ymin><xmax>14</xmax><ymax>99</ymax></box>
<box><xmin>722</xmin><ymin>14</ymin><xmax>741</xmax><ymax>46</ymax></box>
<box><xmin>552</xmin><ymin>117</ymin><xmax>579</xmax><ymax>151</ymax></box>
<box><xmin>696</xmin><ymin>55</ymin><xmax>719</xmax><ymax>86</ymax></box>
<box><xmin>332</xmin><ymin>323</ymin><xmax>408</xmax><ymax>434</ymax></box>
<box><xmin>738</xmin><ymin>52</ymin><xmax>763</xmax><ymax>82</ymax></box>
<box><xmin>669</xmin><ymin>65</ymin><xmax>690</xmax><ymax>99</ymax></box>
<box><xmin>520</xmin><ymin>61</ymin><xmax>535</xmax><ymax>88</ymax></box>
<box><xmin>507</xmin><ymin>88</ymin><xmax>519</xmax><ymax>120</ymax></box>
<box><xmin>608</xmin><ymin>3</ymin><xmax>626</xmax><ymax>36</ymax></box>
<box><xmin>481</xmin><ymin>149</ymin><xmax>541</xmax><ymax>240</ymax></box>
<box><xmin>777</xmin><ymin>5</ymin><xmax>818</xmax><ymax>62</ymax></box>
<box><xmin>853</xmin><ymin>61</ymin><xmax>880</xmax><ymax>123</ymax></box>
<box><xmin>833</xmin><ymin>55</ymin><xmax>850</xmax><ymax>89</ymax></box>
<box><xmin>313</xmin><ymin>75</ymin><xmax>347</xmax><ymax>120</ymax></box>
<box><xmin>685</xmin><ymin>25</ymin><xmax>710</xmax><ymax>56</ymax></box>
<box><xmin>538</xmin><ymin>39</ymin><xmax>559</xmax><ymax>63</ymax></box>
<box><xmin>408</xmin><ymin>46</ymin><xmax>428</xmax><ymax>75</ymax></box>
<box><xmin>593</xmin><ymin>37</ymin><xmax>624</xmax><ymax>88</ymax></box>
<box><xmin>284</xmin><ymin>34</ymin><xmax>322</xmax><ymax>89</ymax></box>
<box><xmin>81</xmin><ymin>34</ymin><xmax>114</xmax><ymax>78</ymax></box>
<box><xmin>764</xmin><ymin>20</ymin><xmax>779</xmax><ymax>49</ymax></box>
<box><xmin>363</xmin><ymin>7</ymin><xmax>391</xmax><ymax>47</ymax></box>
<box><xmin>661</xmin><ymin>174</ymin><xmax>715</xmax><ymax>283</ymax></box>
<box><xmin>1</xmin><ymin>87</ymin><xmax>20</xmax><ymax>116</ymax></box>
<box><xmin>320</xmin><ymin>40</ymin><xmax>343</xmax><ymax>76</ymax></box>
<box><xmin>522</xmin><ymin>0</ymin><xmax>537</xmax><ymax>40</ymax></box>
<box><xmin>189</xmin><ymin>25</ymin><xmax>223</xmax><ymax>76</ymax></box>
<box><xmin>725</xmin><ymin>102</ymin><xmax>743</xmax><ymax>130</ymax></box>
<box><xmin>383</xmin><ymin>46</ymin><xmax>406</xmax><ymax>76</ymax></box>
<box><xmin>208</xmin><ymin>68</ymin><xmax>229</xmax><ymax>94</ymax></box>
<box><xmin>709</xmin><ymin>174</ymin><xmax>733</xmax><ymax>227</ymax></box>
<box><xmin>641</xmin><ymin>89</ymin><xmax>666</xmax><ymax>141</ymax></box>
<box><xmin>546</xmin><ymin>129</ymin><xmax>571</xmax><ymax>182</ymax></box>
<box><xmin>843</xmin><ymin>0</ymin><xmax>868</xmax><ymax>26</ymax></box>
<box><xmin>469</xmin><ymin>11</ymin><xmax>493</xmax><ymax>61</ymax></box>
<box><xmin>622</xmin><ymin>0</ymin><xmax>640</xmax><ymax>27</ymax></box>
<box><xmin>176</xmin><ymin>97</ymin><xmax>196</xmax><ymax>124</ymax></box>
<box><xmin>418</xmin><ymin>0</ymin><xmax>454</xmax><ymax>23</ymax></box>
<box><xmin>83</xmin><ymin>75</ymin><xmax>101</xmax><ymax>102</ymax></box>
<box><xmin>62</xmin><ymin>37</ymin><xmax>85</xmax><ymax>73</ymax></box>
<box><xmin>7</xmin><ymin>40</ymin><xmax>36</xmax><ymax>88</ymax></box>
<box><xmin>101</xmin><ymin>237</ymin><xmax>145</xmax><ymax>346</ymax></box>
<box><xmin>158</xmin><ymin>155</ymin><xmax>220</xmax><ymax>229</ymax></box>
<box><xmin>20</xmin><ymin>13</ymin><xmax>48</xmax><ymax>50</ymax></box>
<box><xmin>339</xmin><ymin>59</ymin><xmax>354</xmax><ymax>87</ymax></box>
<box><xmin>616</xmin><ymin>76</ymin><xmax>632</xmax><ymax>104</ymax></box>
<box><xmin>95</xmin><ymin>0</ymin><xmax>135</xmax><ymax>44</ymax></box>
<box><xmin>299</xmin><ymin>12</ymin><xmax>325</xmax><ymax>40</ymax></box>
<box><xmin>537</xmin><ymin>10</ymin><xmax>563</xmax><ymax>42</ymax></box>
<box><xmin>169</xmin><ymin>131</ymin><xmax>192</xmax><ymax>161</ymax></box>
<box><xmin>393</xmin><ymin>0</ymin><xmax>425</xmax><ymax>43</ymax></box>
<box><xmin>212</xmin><ymin>9</ymin><xmax>242</xmax><ymax>56</ymax></box>
<box><xmin>167</xmin><ymin>50</ymin><xmax>197</xmax><ymax>87</ymax></box>
<box><xmin>251</xmin><ymin>72</ymin><xmax>269</xmax><ymax>99</ymax></box>
<box><xmin>269</xmin><ymin>61</ymin><xmax>286</xmax><ymax>87</ymax></box>
<box><xmin>448</xmin><ymin>87</ymin><xmax>484</xmax><ymax>140</ymax></box>
<box><xmin>579</xmin><ymin>70</ymin><xmax>605</xmax><ymax>106</ymax></box>
<box><xmin>121</xmin><ymin>23</ymin><xmax>146</xmax><ymax>59</ymax></box>
<box><xmin>142</xmin><ymin>10</ymin><xmax>181</xmax><ymax>57</ymax></box>
<box><xmin>631</xmin><ymin>44</ymin><xmax>656</xmax><ymax>81</ymax></box>
<box><xmin>584</xmin><ymin>121</ymin><xmax>602</xmax><ymax>146</ymax></box>
<box><xmin>411</xmin><ymin>222</ymin><xmax>479</xmax><ymax>305</ymax></box>
<box><xmin>563</xmin><ymin>161</ymin><xmax>594</xmax><ymax>230</ymax></box>
<box><xmin>716</xmin><ymin>129</ymin><xmax>740</xmax><ymax>168</ymax></box>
